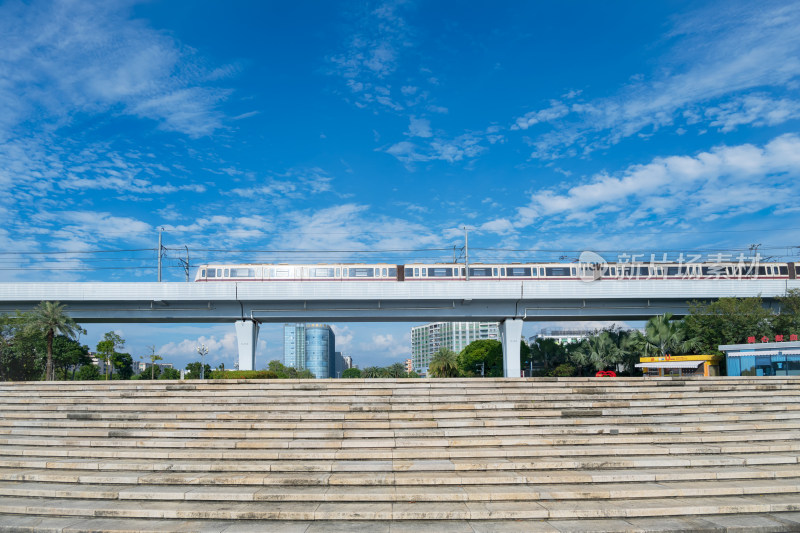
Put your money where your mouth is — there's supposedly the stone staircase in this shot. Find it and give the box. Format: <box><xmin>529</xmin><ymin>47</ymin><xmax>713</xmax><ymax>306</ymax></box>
<box><xmin>1</xmin><ymin>378</ymin><xmax>800</xmax><ymax>532</ymax></box>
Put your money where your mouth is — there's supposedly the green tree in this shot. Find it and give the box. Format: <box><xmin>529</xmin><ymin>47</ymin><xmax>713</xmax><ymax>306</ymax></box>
<box><xmin>51</xmin><ymin>335</ymin><xmax>91</xmax><ymax>380</ymax></box>
<box><xmin>620</xmin><ymin>330</ymin><xmax>646</xmax><ymax>376</ymax></box>
<box><xmin>185</xmin><ymin>361</ymin><xmax>212</xmax><ymax>379</ymax></box>
<box><xmin>684</xmin><ymin>297</ymin><xmax>774</xmax><ymax>354</ymax></box>
<box><xmin>570</xmin><ymin>331</ymin><xmax>622</xmax><ymax>372</ymax></box>
<box><xmin>145</xmin><ymin>345</ymin><xmax>163</xmax><ymax>380</ymax></box>
<box><xmin>342</xmin><ymin>368</ymin><xmax>362</xmax><ymax>378</ymax></box>
<box><xmin>27</xmin><ymin>302</ymin><xmax>80</xmax><ymax>381</ymax></box>
<box><xmin>0</xmin><ymin>312</ymin><xmax>45</xmax><ymax>381</ymax></box>
<box><xmin>457</xmin><ymin>339</ymin><xmax>503</xmax><ymax>377</ymax></box>
<box><xmin>97</xmin><ymin>331</ymin><xmax>125</xmax><ymax>380</ymax></box>
<box><xmin>158</xmin><ymin>367</ymin><xmax>181</xmax><ymax>380</ymax></box>
<box><xmin>362</xmin><ymin>366</ymin><xmax>383</xmax><ymax>378</ymax></box>
<box><xmin>428</xmin><ymin>348</ymin><xmax>459</xmax><ymax>378</ymax></box>
<box><xmin>644</xmin><ymin>313</ymin><xmax>701</xmax><ymax>357</ymax></box>
<box><xmin>112</xmin><ymin>352</ymin><xmax>134</xmax><ymax>379</ymax></box>
<box><xmin>528</xmin><ymin>337</ymin><xmax>568</xmax><ymax>371</ymax></box>
<box><xmin>551</xmin><ymin>362</ymin><xmax>577</xmax><ymax>377</ymax></box>
<box><xmin>387</xmin><ymin>362</ymin><xmax>407</xmax><ymax>378</ymax></box>
<box><xmin>775</xmin><ymin>289</ymin><xmax>800</xmax><ymax>336</ymax></box>
<box><xmin>75</xmin><ymin>364</ymin><xmax>101</xmax><ymax>380</ymax></box>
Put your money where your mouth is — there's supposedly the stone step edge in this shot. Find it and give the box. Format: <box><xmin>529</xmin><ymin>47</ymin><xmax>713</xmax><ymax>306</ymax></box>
<box><xmin>2</xmin><ymin>478</ymin><xmax>800</xmax><ymax>502</ymax></box>
<box><xmin>1</xmin><ymin>493</ymin><xmax>799</xmax><ymax>520</ymax></box>
<box><xmin>3</xmin><ymin>513</ymin><xmax>800</xmax><ymax>533</ymax></box>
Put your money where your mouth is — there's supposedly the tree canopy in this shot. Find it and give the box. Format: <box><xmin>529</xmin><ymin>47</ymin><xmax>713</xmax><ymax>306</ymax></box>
<box><xmin>457</xmin><ymin>339</ymin><xmax>503</xmax><ymax>377</ymax></box>
<box><xmin>28</xmin><ymin>302</ymin><xmax>80</xmax><ymax>381</ymax></box>
<box><xmin>428</xmin><ymin>348</ymin><xmax>459</xmax><ymax>378</ymax></box>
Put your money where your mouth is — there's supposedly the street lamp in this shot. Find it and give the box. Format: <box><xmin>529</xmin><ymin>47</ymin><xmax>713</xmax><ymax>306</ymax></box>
<box><xmin>196</xmin><ymin>344</ymin><xmax>208</xmax><ymax>380</ymax></box>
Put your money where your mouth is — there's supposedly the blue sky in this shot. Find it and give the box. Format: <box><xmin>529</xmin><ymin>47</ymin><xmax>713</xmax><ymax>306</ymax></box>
<box><xmin>2</xmin><ymin>0</ymin><xmax>800</xmax><ymax>371</ymax></box>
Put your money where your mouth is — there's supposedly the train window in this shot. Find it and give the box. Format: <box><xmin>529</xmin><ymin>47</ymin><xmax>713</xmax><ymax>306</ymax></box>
<box><xmin>223</xmin><ymin>269</ymin><xmax>228</xmax><ymax>277</ymax></box>
<box><xmin>421</xmin><ymin>268</ymin><xmax>427</xmax><ymax>276</ymax></box>
<box><xmin>405</xmin><ymin>268</ymin><xmax>414</xmax><ymax>277</ymax></box>
<box><xmin>757</xmin><ymin>266</ymin><xmax>767</xmax><ymax>276</ymax></box>
<box><xmin>571</xmin><ymin>268</ymin><xmax>576</xmax><ymax>276</ymax></box>
<box><xmin>469</xmin><ymin>267</ymin><xmax>492</xmax><ymax>277</ymax></box>
<box><xmin>336</xmin><ymin>268</ymin><xmax>341</xmax><ymax>277</ymax></box>
<box><xmin>414</xmin><ymin>268</ymin><xmax>419</xmax><ymax>276</ymax></box>
<box><xmin>492</xmin><ymin>268</ymin><xmax>498</xmax><ymax>276</ymax></box>
<box><xmin>274</xmin><ymin>269</ymin><xmax>290</xmax><ymax>277</ymax></box>
<box><xmin>230</xmin><ymin>268</ymin><xmax>255</xmax><ymax>277</ymax></box>
<box><xmin>507</xmin><ymin>267</ymin><xmax>531</xmax><ymax>277</ymax></box>
<box><xmin>349</xmin><ymin>268</ymin><xmax>374</xmax><ymax>277</ymax></box>
<box><xmin>382</xmin><ymin>268</ymin><xmax>388</xmax><ymax>277</ymax></box>
<box><xmin>501</xmin><ymin>268</ymin><xmax>506</xmax><ymax>276</ymax></box>
<box><xmin>207</xmin><ymin>269</ymin><xmax>216</xmax><ymax>278</ymax></box>
<box><xmin>314</xmin><ymin>268</ymin><xmax>334</xmax><ymax>277</ymax></box>
<box><xmin>429</xmin><ymin>268</ymin><xmax>453</xmax><ymax>277</ymax></box>
<box><xmin>667</xmin><ymin>267</ymin><xmax>681</xmax><ymax>276</ymax></box>
<box><xmin>200</xmin><ymin>269</ymin><xmax>206</xmax><ymax>278</ymax></box>
<box><xmin>388</xmin><ymin>268</ymin><xmax>397</xmax><ymax>277</ymax></box>
<box><xmin>216</xmin><ymin>269</ymin><xmax>223</xmax><ymax>277</ymax></box>
<box><xmin>610</xmin><ymin>267</ymin><xmax>616</xmax><ymax>276</ymax></box>
<box><xmin>639</xmin><ymin>267</ymin><xmax>649</xmax><ymax>276</ymax></box>
<box><xmin>545</xmin><ymin>267</ymin><xmax>571</xmax><ymax>277</ymax></box>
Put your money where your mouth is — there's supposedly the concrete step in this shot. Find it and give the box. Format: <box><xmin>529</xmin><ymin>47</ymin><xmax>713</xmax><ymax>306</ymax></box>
<box><xmin>4</xmin><ymin>514</ymin><xmax>800</xmax><ymax>532</ymax></box>
<box><xmin>3</xmin><ymin>477</ymin><xmax>800</xmax><ymax>503</ymax></box>
<box><xmin>2</xmin><ymin>493</ymin><xmax>800</xmax><ymax>520</ymax></box>
<box><xmin>5</xmin><ymin>463</ymin><xmax>800</xmax><ymax>486</ymax></box>
<box><xmin>3</xmin><ymin>377</ymin><xmax>800</xmax><ymax>529</ymax></box>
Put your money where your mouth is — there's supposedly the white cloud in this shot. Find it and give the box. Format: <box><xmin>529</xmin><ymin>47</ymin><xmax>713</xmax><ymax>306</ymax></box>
<box><xmin>703</xmin><ymin>94</ymin><xmax>800</xmax><ymax>132</ymax></box>
<box><xmin>407</xmin><ymin>116</ymin><xmax>432</xmax><ymax>138</ymax></box>
<box><xmin>511</xmin><ymin>101</ymin><xmax>570</xmax><ymax>130</ymax></box>
<box><xmin>159</xmin><ymin>332</ymin><xmax>238</xmax><ymax>364</ymax></box>
<box><xmin>511</xmin><ymin>2</ymin><xmax>800</xmax><ymax>158</ymax></box>
<box><xmin>0</xmin><ymin>0</ymin><xmax>235</xmax><ymax>140</ymax></box>
<box><xmin>359</xmin><ymin>332</ymin><xmax>410</xmax><ymax>360</ymax></box>
<box><xmin>518</xmin><ymin>134</ymin><xmax>800</xmax><ymax>227</ymax></box>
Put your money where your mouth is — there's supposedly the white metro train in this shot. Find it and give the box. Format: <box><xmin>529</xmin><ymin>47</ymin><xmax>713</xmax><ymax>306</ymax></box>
<box><xmin>194</xmin><ymin>261</ymin><xmax>799</xmax><ymax>282</ymax></box>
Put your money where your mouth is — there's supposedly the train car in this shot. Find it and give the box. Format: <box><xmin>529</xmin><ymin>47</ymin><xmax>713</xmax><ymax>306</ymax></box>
<box><xmin>194</xmin><ymin>261</ymin><xmax>796</xmax><ymax>282</ymax></box>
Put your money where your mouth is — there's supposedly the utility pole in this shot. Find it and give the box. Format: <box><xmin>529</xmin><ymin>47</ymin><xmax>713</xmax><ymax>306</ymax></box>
<box><xmin>464</xmin><ymin>226</ymin><xmax>470</xmax><ymax>281</ymax></box>
<box><xmin>177</xmin><ymin>245</ymin><xmax>191</xmax><ymax>282</ymax></box>
<box><xmin>157</xmin><ymin>227</ymin><xmax>164</xmax><ymax>282</ymax></box>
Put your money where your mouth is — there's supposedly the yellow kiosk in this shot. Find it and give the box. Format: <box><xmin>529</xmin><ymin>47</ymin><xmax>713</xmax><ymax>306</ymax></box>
<box><xmin>636</xmin><ymin>354</ymin><xmax>721</xmax><ymax>377</ymax></box>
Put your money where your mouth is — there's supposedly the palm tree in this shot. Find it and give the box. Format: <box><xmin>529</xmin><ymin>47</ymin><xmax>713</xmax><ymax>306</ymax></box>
<box><xmin>571</xmin><ymin>331</ymin><xmax>622</xmax><ymax>372</ymax></box>
<box><xmin>362</xmin><ymin>366</ymin><xmax>383</xmax><ymax>378</ymax></box>
<box><xmin>644</xmin><ymin>313</ymin><xmax>700</xmax><ymax>357</ymax></box>
<box><xmin>428</xmin><ymin>348</ymin><xmax>459</xmax><ymax>378</ymax></box>
<box><xmin>387</xmin><ymin>362</ymin><xmax>407</xmax><ymax>378</ymax></box>
<box><xmin>28</xmin><ymin>302</ymin><xmax>80</xmax><ymax>381</ymax></box>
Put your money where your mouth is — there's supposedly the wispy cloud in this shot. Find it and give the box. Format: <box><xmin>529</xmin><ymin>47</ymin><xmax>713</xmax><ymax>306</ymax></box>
<box><xmin>516</xmin><ymin>134</ymin><xmax>800</xmax><ymax>229</ymax></box>
<box><xmin>0</xmin><ymin>0</ymin><xmax>236</xmax><ymax>140</ymax></box>
<box><xmin>511</xmin><ymin>1</ymin><xmax>800</xmax><ymax>159</ymax></box>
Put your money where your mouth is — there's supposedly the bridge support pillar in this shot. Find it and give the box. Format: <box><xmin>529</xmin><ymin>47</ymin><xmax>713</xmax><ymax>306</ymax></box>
<box><xmin>234</xmin><ymin>320</ymin><xmax>260</xmax><ymax>371</ymax></box>
<box><xmin>500</xmin><ymin>318</ymin><xmax>523</xmax><ymax>378</ymax></box>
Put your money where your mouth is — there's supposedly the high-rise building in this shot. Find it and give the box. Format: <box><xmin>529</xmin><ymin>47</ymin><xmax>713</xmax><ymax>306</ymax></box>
<box><xmin>305</xmin><ymin>324</ymin><xmax>335</xmax><ymax>379</ymax></box>
<box><xmin>283</xmin><ymin>324</ymin><xmax>306</xmax><ymax>369</ymax></box>
<box><xmin>411</xmin><ymin>321</ymin><xmax>499</xmax><ymax>376</ymax></box>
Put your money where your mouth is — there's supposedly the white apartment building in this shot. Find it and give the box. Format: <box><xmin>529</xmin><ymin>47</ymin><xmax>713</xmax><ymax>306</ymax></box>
<box><xmin>411</xmin><ymin>321</ymin><xmax>499</xmax><ymax>376</ymax></box>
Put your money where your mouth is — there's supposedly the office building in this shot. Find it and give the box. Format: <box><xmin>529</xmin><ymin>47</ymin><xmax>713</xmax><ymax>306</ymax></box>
<box><xmin>284</xmin><ymin>323</ymin><xmax>336</xmax><ymax>378</ymax></box>
<box><xmin>411</xmin><ymin>321</ymin><xmax>499</xmax><ymax>376</ymax></box>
